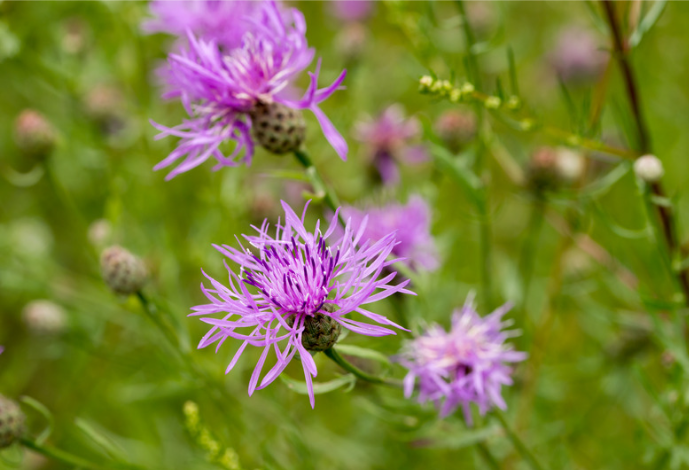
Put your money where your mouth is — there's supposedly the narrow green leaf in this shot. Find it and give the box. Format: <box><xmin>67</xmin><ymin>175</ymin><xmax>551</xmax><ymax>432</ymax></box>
<box><xmin>280</xmin><ymin>374</ymin><xmax>356</xmax><ymax>395</ymax></box>
<box><xmin>423</xmin><ymin>425</ymin><xmax>501</xmax><ymax>449</ymax></box>
<box><xmin>630</xmin><ymin>0</ymin><xmax>668</xmax><ymax>48</ymax></box>
<box><xmin>76</xmin><ymin>418</ymin><xmax>128</xmax><ymax>463</ymax></box>
<box><xmin>19</xmin><ymin>396</ymin><xmax>54</xmax><ymax>445</ymax></box>
<box><xmin>429</xmin><ymin>143</ymin><xmax>483</xmax><ymax>205</ymax></box>
<box><xmin>334</xmin><ymin>344</ymin><xmax>392</xmax><ymax>369</ymax></box>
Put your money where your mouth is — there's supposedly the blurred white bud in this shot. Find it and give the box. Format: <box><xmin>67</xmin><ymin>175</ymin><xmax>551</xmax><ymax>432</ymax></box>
<box><xmin>101</xmin><ymin>246</ymin><xmax>148</xmax><ymax>295</ymax></box>
<box><xmin>88</xmin><ymin>219</ymin><xmax>112</xmax><ymax>248</ymax></box>
<box><xmin>22</xmin><ymin>300</ymin><xmax>67</xmax><ymax>335</ymax></box>
<box><xmin>634</xmin><ymin>154</ymin><xmax>664</xmax><ymax>183</ymax></box>
<box><xmin>336</xmin><ymin>22</ymin><xmax>367</xmax><ymax>61</ymax></box>
<box><xmin>555</xmin><ymin>147</ymin><xmax>586</xmax><ymax>182</ymax></box>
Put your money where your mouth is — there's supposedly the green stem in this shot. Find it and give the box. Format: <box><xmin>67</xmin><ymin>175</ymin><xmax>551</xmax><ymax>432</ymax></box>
<box><xmin>493</xmin><ymin>409</ymin><xmax>545</xmax><ymax>470</ymax></box>
<box><xmin>477</xmin><ymin>195</ymin><xmax>494</xmax><ymax>311</ymax></box>
<box><xmin>324</xmin><ymin>347</ymin><xmax>403</xmax><ymax>388</ymax></box>
<box><xmin>519</xmin><ymin>197</ymin><xmax>545</xmax><ymax>309</ymax></box>
<box><xmin>293</xmin><ymin>149</ymin><xmax>346</xmax><ymax>226</ymax></box>
<box><xmin>134</xmin><ymin>292</ymin><xmax>240</xmax><ymax>428</ymax></box>
<box><xmin>20</xmin><ymin>438</ymin><xmax>111</xmax><ymax>470</ymax></box>
<box><xmin>476</xmin><ymin>442</ymin><xmax>501</xmax><ymax>470</ymax></box>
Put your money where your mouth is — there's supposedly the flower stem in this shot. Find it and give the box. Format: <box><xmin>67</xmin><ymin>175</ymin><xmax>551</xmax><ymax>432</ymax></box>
<box><xmin>19</xmin><ymin>438</ymin><xmax>114</xmax><ymax>470</ymax></box>
<box><xmin>293</xmin><ymin>149</ymin><xmax>346</xmax><ymax>226</ymax></box>
<box><xmin>493</xmin><ymin>408</ymin><xmax>545</xmax><ymax>470</ymax></box>
<box><xmin>600</xmin><ymin>0</ymin><xmax>689</xmax><ymax>308</ymax></box>
<box><xmin>324</xmin><ymin>347</ymin><xmax>403</xmax><ymax>388</ymax></box>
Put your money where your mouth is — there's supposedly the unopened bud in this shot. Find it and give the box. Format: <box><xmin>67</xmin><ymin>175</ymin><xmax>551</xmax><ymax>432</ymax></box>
<box><xmin>419</xmin><ymin>75</ymin><xmax>433</xmax><ymax>92</ymax></box>
<box><xmin>100</xmin><ymin>246</ymin><xmax>148</xmax><ymax>295</ymax></box>
<box><xmin>634</xmin><ymin>154</ymin><xmax>664</xmax><ymax>183</ymax></box>
<box><xmin>14</xmin><ymin>110</ymin><xmax>57</xmax><ymax>160</ymax></box>
<box><xmin>87</xmin><ymin>219</ymin><xmax>113</xmax><ymax>248</ymax></box>
<box><xmin>550</xmin><ymin>27</ymin><xmax>607</xmax><ymax>85</ymax></box>
<box><xmin>527</xmin><ymin>146</ymin><xmax>559</xmax><ymax>191</ymax></box>
<box><xmin>434</xmin><ymin>110</ymin><xmax>477</xmax><ymax>153</ymax></box>
<box><xmin>336</xmin><ymin>22</ymin><xmax>367</xmax><ymax>61</ymax></box>
<box><xmin>250</xmin><ymin>102</ymin><xmax>306</xmax><ymax>154</ymax></box>
<box><xmin>554</xmin><ymin>147</ymin><xmax>585</xmax><ymax>182</ymax></box>
<box><xmin>289</xmin><ymin>310</ymin><xmax>341</xmax><ymax>352</ymax></box>
<box><xmin>22</xmin><ymin>300</ymin><xmax>67</xmax><ymax>335</ymax></box>
<box><xmin>85</xmin><ymin>84</ymin><xmax>124</xmax><ymax>124</ymax></box>
<box><xmin>0</xmin><ymin>395</ymin><xmax>25</xmax><ymax>448</ymax></box>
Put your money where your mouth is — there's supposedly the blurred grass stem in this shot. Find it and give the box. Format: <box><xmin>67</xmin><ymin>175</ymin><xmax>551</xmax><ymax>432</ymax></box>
<box><xmin>19</xmin><ymin>438</ymin><xmax>120</xmax><ymax>470</ymax></box>
<box><xmin>601</xmin><ymin>0</ymin><xmax>689</xmax><ymax>307</ymax></box>
<box><xmin>493</xmin><ymin>409</ymin><xmax>545</xmax><ymax>470</ymax></box>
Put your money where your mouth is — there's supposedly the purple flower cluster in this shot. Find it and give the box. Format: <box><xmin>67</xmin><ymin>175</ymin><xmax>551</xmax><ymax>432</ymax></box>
<box><xmin>354</xmin><ymin>105</ymin><xmax>428</xmax><ymax>185</ymax></box>
<box><xmin>151</xmin><ymin>0</ymin><xmax>348</xmax><ymax>179</ymax></box>
<box><xmin>143</xmin><ymin>0</ymin><xmax>262</xmax><ymax>49</ymax></box>
<box><xmin>398</xmin><ymin>297</ymin><xmax>526</xmax><ymax>422</ymax></box>
<box><xmin>191</xmin><ymin>201</ymin><xmax>413</xmax><ymax>407</ymax></box>
<box><xmin>342</xmin><ymin>196</ymin><xmax>439</xmax><ymax>272</ymax></box>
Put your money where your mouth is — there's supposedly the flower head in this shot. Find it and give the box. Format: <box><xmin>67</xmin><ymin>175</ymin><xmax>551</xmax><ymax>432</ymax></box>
<box><xmin>342</xmin><ymin>196</ymin><xmax>439</xmax><ymax>272</ymax></box>
<box><xmin>398</xmin><ymin>296</ymin><xmax>526</xmax><ymax>422</ymax></box>
<box><xmin>143</xmin><ymin>0</ymin><xmax>262</xmax><ymax>49</ymax></box>
<box><xmin>550</xmin><ymin>26</ymin><xmax>608</xmax><ymax>84</ymax></box>
<box><xmin>329</xmin><ymin>0</ymin><xmax>374</xmax><ymax>22</ymax></box>
<box><xmin>152</xmin><ymin>1</ymin><xmax>348</xmax><ymax>179</ymax></box>
<box><xmin>354</xmin><ymin>105</ymin><xmax>427</xmax><ymax>185</ymax></box>
<box><xmin>192</xmin><ymin>201</ymin><xmax>414</xmax><ymax>407</ymax></box>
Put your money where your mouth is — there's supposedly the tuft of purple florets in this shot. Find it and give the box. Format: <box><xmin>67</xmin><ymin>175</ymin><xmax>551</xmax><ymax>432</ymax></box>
<box><xmin>151</xmin><ymin>1</ymin><xmax>348</xmax><ymax>180</ymax></box>
<box><xmin>342</xmin><ymin>196</ymin><xmax>439</xmax><ymax>272</ymax></box>
<box><xmin>398</xmin><ymin>296</ymin><xmax>526</xmax><ymax>423</ymax></box>
<box><xmin>354</xmin><ymin>105</ymin><xmax>428</xmax><ymax>185</ymax></box>
<box><xmin>143</xmin><ymin>0</ymin><xmax>262</xmax><ymax>49</ymax></box>
<box><xmin>191</xmin><ymin>201</ymin><xmax>414</xmax><ymax>407</ymax></box>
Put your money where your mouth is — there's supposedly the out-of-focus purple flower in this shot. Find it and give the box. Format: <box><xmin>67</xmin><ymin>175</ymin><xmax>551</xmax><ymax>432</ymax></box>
<box><xmin>143</xmin><ymin>0</ymin><xmax>262</xmax><ymax>49</ymax></box>
<box><xmin>354</xmin><ymin>105</ymin><xmax>428</xmax><ymax>185</ymax></box>
<box><xmin>152</xmin><ymin>1</ymin><xmax>348</xmax><ymax>179</ymax></box>
<box><xmin>329</xmin><ymin>0</ymin><xmax>373</xmax><ymax>22</ymax></box>
<box><xmin>342</xmin><ymin>196</ymin><xmax>439</xmax><ymax>272</ymax></box>
<box><xmin>191</xmin><ymin>201</ymin><xmax>414</xmax><ymax>407</ymax></box>
<box><xmin>398</xmin><ymin>296</ymin><xmax>526</xmax><ymax>422</ymax></box>
<box><xmin>550</xmin><ymin>26</ymin><xmax>608</xmax><ymax>84</ymax></box>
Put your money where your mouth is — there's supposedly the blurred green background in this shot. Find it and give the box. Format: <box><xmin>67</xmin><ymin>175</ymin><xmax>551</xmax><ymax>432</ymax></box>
<box><xmin>2</xmin><ymin>1</ymin><xmax>689</xmax><ymax>468</ymax></box>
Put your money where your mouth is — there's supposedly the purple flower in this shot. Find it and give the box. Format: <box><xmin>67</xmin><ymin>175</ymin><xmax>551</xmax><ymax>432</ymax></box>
<box><xmin>143</xmin><ymin>0</ymin><xmax>262</xmax><ymax>49</ymax></box>
<box><xmin>342</xmin><ymin>196</ymin><xmax>439</xmax><ymax>272</ymax></box>
<box><xmin>354</xmin><ymin>105</ymin><xmax>428</xmax><ymax>185</ymax></box>
<box><xmin>549</xmin><ymin>26</ymin><xmax>608</xmax><ymax>84</ymax></box>
<box><xmin>191</xmin><ymin>201</ymin><xmax>413</xmax><ymax>407</ymax></box>
<box><xmin>329</xmin><ymin>0</ymin><xmax>373</xmax><ymax>22</ymax></box>
<box><xmin>398</xmin><ymin>296</ymin><xmax>526</xmax><ymax>422</ymax></box>
<box><xmin>152</xmin><ymin>1</ymin><xmax>348</xmax><ymax>180</ymax></box>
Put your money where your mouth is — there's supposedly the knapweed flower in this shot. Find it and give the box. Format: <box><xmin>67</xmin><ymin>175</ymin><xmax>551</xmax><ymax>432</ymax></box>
<box><xmin>329</xmin><ymin>0</ymin><xmax>373</xmax><ymax>22</ymax></box>
<box><xmin>354</xmin><ymin>105</ymin><xmax>428</xmax><ymax>185</ymax></box>
<box><xmin>398</xmin><ymin>297</ymin><xmax>526</xmax><ymax>422</ymax></box>
<box><xmin>191</xmin><ymin>201</ymin><xmax>413</xmax><ymax>407</ymax></box>
<box><xmin>143</xmin><ymin>0</ymin><xmax>262</xmax><ymax>49</ymax></box>
<box><xmin>549</xmin><ymin>26</ymin><xmax>608</xmax><ymax>85</ymax></box>
<box><xmin>341</xmin><ymin>196</ymin><xmax>439</xmax><ymax>272</ymax></box>
<box><xmin>152</xmin><ymin>0</ymin><xmax>348</xmax><ymax>179</ymax></box>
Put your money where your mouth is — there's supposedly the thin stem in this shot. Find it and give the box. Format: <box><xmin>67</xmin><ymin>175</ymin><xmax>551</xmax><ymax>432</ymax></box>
<box><xmin>601</xmin><ymin>0</ymin><xmax>689</xmax><ymax>307</ymax></box>
<box><xmin>134</xmin><ymin>292</ymin><xmax>240</xmax><ymax>429</ymax></box>
<box><xmin>476</xmin><ymin>442</ymin><xmax>501</xmax><ymax>470</ymax></box>
<box><xmin>20</xmin><ymin>438</ymin><xmax>111</xmax><ymax>470</ymax></box>
<box><xmin>493</xmin><ymin>409</ymin><xmax>545</xmax><ymax>470</ymax></box>
<box><xmin>477</xmin><ymin>195</ymin><xmax>494</xmax><ymax>311</ymax></box>
<box><xmin>519</xmin><ymin>197</ymin><xmax>546</xmax><ymax>308</ymax></box>
<box><xmin>324</xmin><ymin>347</ymin><xmax>403</xmax><ymax>388</ymax></box>
<box><xmin>455</xmin><ymin>0</ymin><xmax>481</xmax><ymax>89</ymax></box>
<box><xmin>293</xmin><ymin>149</ymin><xmax>346</xmax><ymax>226</ymax></box>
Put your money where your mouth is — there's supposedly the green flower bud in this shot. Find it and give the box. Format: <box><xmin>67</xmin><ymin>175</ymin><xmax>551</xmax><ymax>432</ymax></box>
<box><xmin>100</xmin><ymin>246</ymin><xmax>148</xmax><ymax>295</ymax></box>
<box><xmin>289</xmin><ymin>310</ymin><xmax>342</xmax><ymax>352</ymax></box>
<box><xmin>250</xmin><ymin>101</ymin><xmax>306</xmax><ymax>154</ymax></box>
<box><xmin>0</xmin><ymin>395</ymin><xmax>25</xmax><ymax>449</ymax></box>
